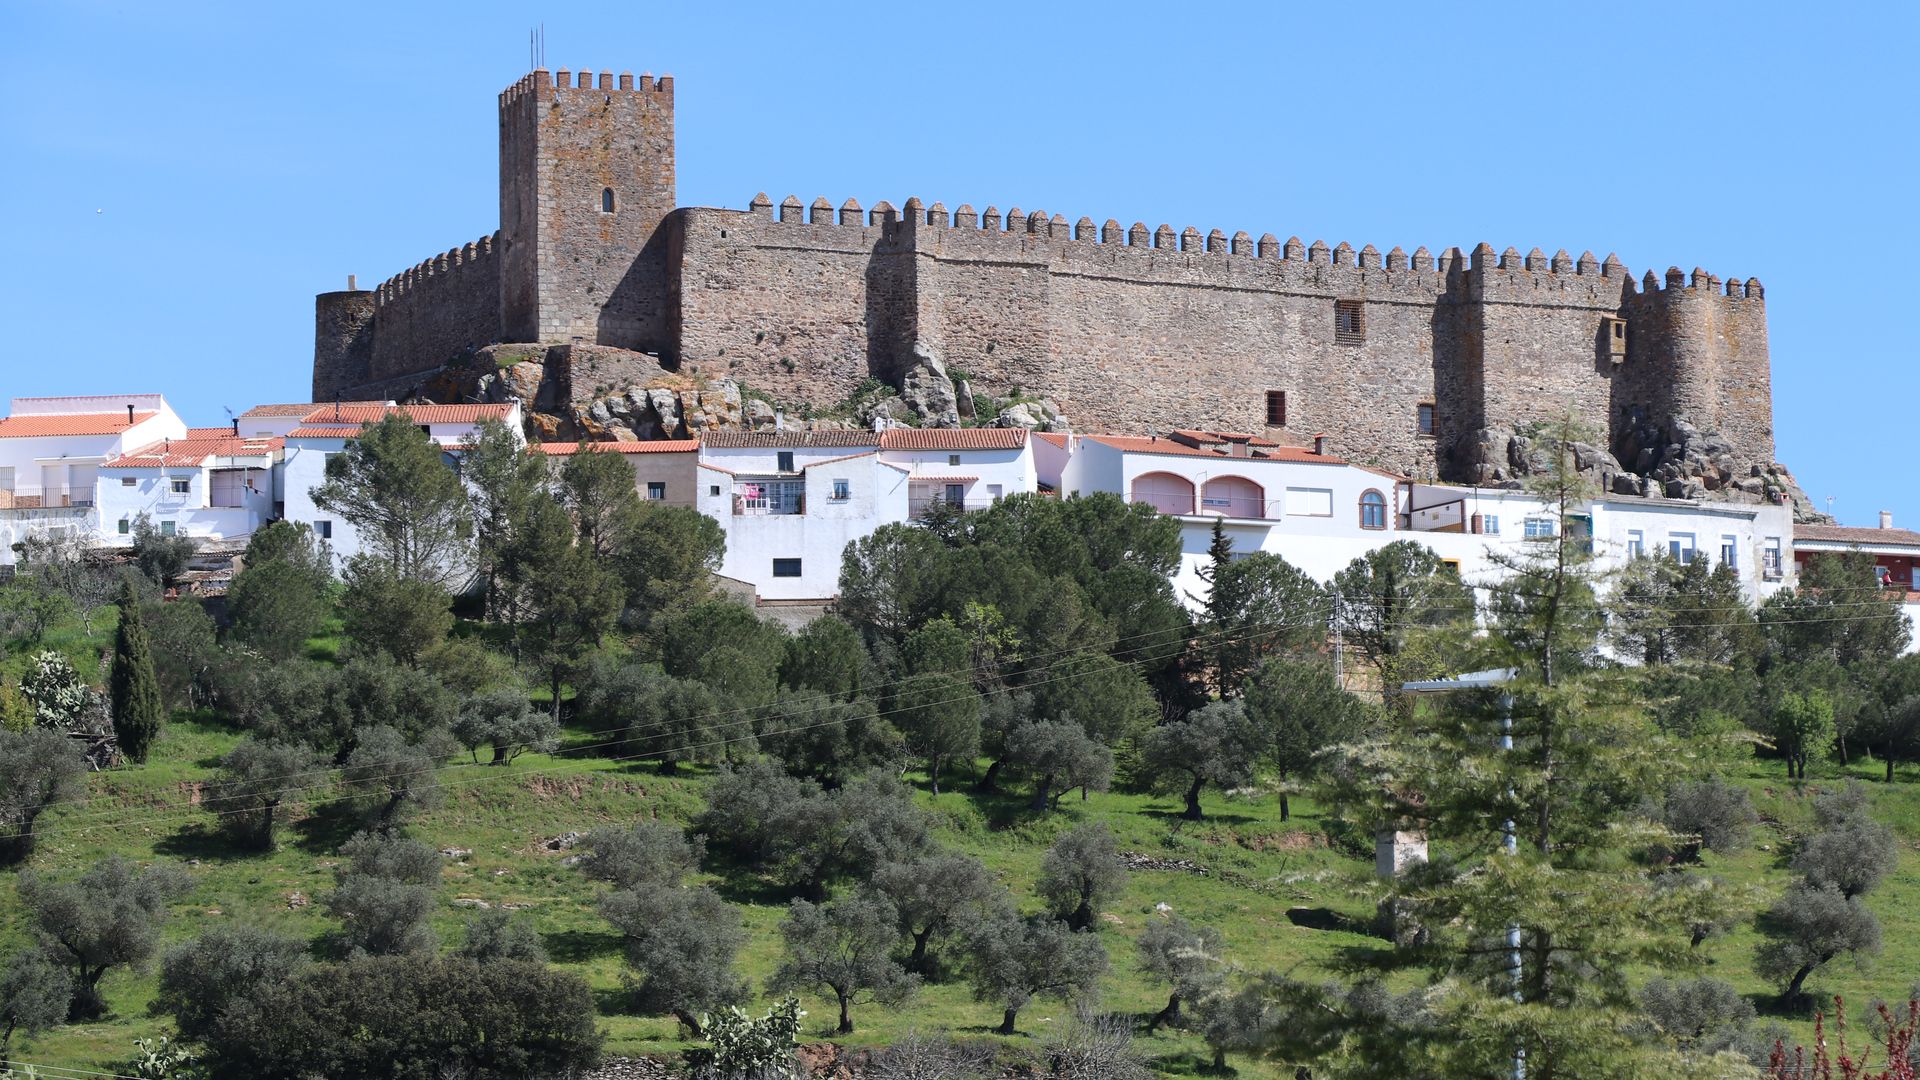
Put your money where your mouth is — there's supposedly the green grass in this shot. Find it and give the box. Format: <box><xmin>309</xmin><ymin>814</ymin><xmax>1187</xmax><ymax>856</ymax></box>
<box><xmin>5</xmin><ymin>619</ymin><xmax>1919</xmax><ymax>1075</ymax></box>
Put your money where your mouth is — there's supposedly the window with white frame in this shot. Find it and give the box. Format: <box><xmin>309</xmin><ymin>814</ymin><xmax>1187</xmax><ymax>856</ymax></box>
<box><xmin>1359</xmin><ymin>489</ymin><xmax>1387</xmax><ymax>530</ymax></box>
<box><xmin>1669</xmin><ymin>532</ymin><xmax>1696</xmax><ymax>563</ymax></box>
<box><xmin>947</xmin><ymin>454</ymin><xmax>961</xmax><ymax>467</ymax></box>
<box><xmin>1763</xmin><ymin>537</ymin><xmax>1783</xmax><ymax>579</ymax></box>
<box><xmin>159</xmin><ymin>520</ymin><xmax>176</xmax><ymax>536</ymax></box>
<box><xmin>831</xmin><ymin>478</ymin><xmax>850</xmax><ymax>501</ymax></box>
<box><xmin>777</xmin><ymin>451</ymin><xmax>795</xmax><ymax>472</ymax></box>
<box><xmin>1482</xmin><ymin>514</ymin><xmax>1500</xmax><ymax>536</ymax></box>
<box><xmin>316</xmin><ymin>520</ymin><xmax>332</xmax><ymax>540</ymax></box>
<box><xmin>1720</xmin><ymin>535</ymin><xmax>1738</xmax><ymax>569</ymax></box>
<box><xmin>1523</xmin><ymin>516</ymin><xmax>1556</xmax><ymax>539</ymax></box>
<box><xmin>646</xmin><ymin>482</ymin><xmax>666</xmax><ymax>501</ymax></box>
<box><xmin>1283</xmin><ymin>487</ymin><xmax>1333</xmax><ymax>517</ymax></box>
<box><xmin>1626</xmin><ymin>529</ymin><xmax>1644</xmax><ymax>558</ymax></box>
<box><xmin>170</xmin><ymin>478</ymin><xmax>190</xmax><ymax>495</ymax></box>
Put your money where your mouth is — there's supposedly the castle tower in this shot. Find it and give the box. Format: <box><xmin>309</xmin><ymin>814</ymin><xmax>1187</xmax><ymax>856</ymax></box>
<box><xmin>498</xmin><ymin>69</ymin><xmax>676</xmax><ymax>351</ymax></box>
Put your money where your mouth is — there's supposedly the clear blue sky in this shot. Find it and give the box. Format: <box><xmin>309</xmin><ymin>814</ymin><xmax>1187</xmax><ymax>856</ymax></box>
<box><xmin>4</xmin><ymin>2</ymin><xmax>1913</xmax><ymax>527</ymax></box>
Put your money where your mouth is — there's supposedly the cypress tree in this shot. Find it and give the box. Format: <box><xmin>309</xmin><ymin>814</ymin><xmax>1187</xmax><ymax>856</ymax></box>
<box><xmin>109</xmin><ymin>581</ymin><xmax>164</xmax><ymax>763</ymax></box>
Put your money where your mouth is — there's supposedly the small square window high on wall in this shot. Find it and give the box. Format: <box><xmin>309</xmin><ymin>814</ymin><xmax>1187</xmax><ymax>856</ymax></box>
<box><xmin>1334</xmin><ymin>300</ymin><xmax>1365</xmax><ymax>344</ymax></box>
<box><xmin>1266</xmin><ymin>390</ymin><xmax>1287</xmax><ymax>427</ymax></box>
<box><xmin>1416</xmin><ymin>403</ymin><xmax>1435</xmax><ymax>436</ymax></box>
<box><xmin>647</xmin><ymin>482</ymin><xmax>666</xmax><ymax>501</ymax></box>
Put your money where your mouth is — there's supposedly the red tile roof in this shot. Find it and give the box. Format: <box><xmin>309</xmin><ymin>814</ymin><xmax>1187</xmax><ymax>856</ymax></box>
<box><xmin>240</xmin><ymin>401</ymin><xmax>386</xmax><ymax>418</ymax></box>
<box><xmin>104</xmin><ymin>433</ymin><xmax>282</xmax><ymax>468</ymax></box>
<box><xmin>1034</xmin><ymin>432</ymin><xmax>1070</xmax><ymax>449</ymax></box>
<box><xmin>298</xmin><ymin>404</ymin><xmax>515</xmax><ymax>424</ymax></box>
<box><xmin>1168</xmin><ymin>429</ymin><xmax>1281</xmax><ymax>448</ymax></box>
<box><xmin>284</xmin><ymin>426</ymin><xmax>359</xmax><ymax>439</ymax></box>
<box><xmin>0</xmin><ymin>412</ymin><xmax>157</xmax><ymax>438</ymax></box>
<box><xmin>537</xmin><ymin>440</ymin><xmax>699</xmax><ymax>455</ymax></box>
<box><xmin>801</xmin><ymin>451</ymin><xmax>879</xmax><ymax>470</ymax></box>
<box><xmin>1083</xmin><ymin>434</ymin><xmax>1345</xmax><ymax>465</ymax></box>
<box><xmin>701</xmin><ymin>430</ymin><xmax>881</xmax><ymax>448</ymax></box>
<box><xmin>1796</xmin><ymin>525</ymin><xmax>1920</xmax><ymax>548</ymax></box>
<box><xmin>878</xmin><ymin>428</ymin><xmax>1028</xmax><ymax>450</ymax></box>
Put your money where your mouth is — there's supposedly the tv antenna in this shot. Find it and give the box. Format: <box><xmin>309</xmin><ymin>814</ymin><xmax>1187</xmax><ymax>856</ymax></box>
<box><xmin>529</xmin><ymin>25</ymin><xmax>546</xmax><ymax>70</ymax></box>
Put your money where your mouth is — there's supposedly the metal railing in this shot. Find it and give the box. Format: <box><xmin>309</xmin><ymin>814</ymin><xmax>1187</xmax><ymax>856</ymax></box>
<box><xmin>910</xmin><ymin>497</ymin><xmax>998</xmax><ymax>519</ymax></box>
<box><xmin>1126</xmin><ymin>490</ymin><xmax>1275</xmax><ymax>520</ymax></box>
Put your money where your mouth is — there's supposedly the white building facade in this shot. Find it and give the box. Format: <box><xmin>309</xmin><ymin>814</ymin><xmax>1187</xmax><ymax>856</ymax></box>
<box><xmin>0</xmin><ymin>395</ymin><xmax>188</xmax><ymax>565</ymax></box>
<box><xmin>97</xmin><ymin>428</ymin><xmax>280</xmax><ymax>548</ymax></box>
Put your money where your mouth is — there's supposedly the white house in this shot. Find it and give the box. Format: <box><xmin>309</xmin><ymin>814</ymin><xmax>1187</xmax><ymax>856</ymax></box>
<box><xmin>1042</xmin><ymin>428</ymin><xmax>1796</xmax><ymax>612</ymax></box>
<box><xmin>280</xmin><ymin>402</ymin><xmax>521</xmax><ymax>568</ymax></box>
<box><xmin>96</xmin><ymin>427</ymin><xmax>280</xmax><ymax>547</ymax></box>
<box><xmin>874</xmin><ymin>428</ymin><xmax>1035</xmax><ymax>515</ymax></box>
<box><xmin>0</xmin><ymin>395</ymin><xmax>188</xmax><ymax>565</ymax></box>
<box><xmin>697</xmin><ymin>431</ymin><xmax>913</xmax><ymax>602</ymax></box>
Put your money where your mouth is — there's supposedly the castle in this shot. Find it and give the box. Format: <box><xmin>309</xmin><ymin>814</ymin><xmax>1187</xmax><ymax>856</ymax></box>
<box><xmin>315</xmin><ymin>67</ymin><xmax>1780</xmax><ymax>492</ymax></box>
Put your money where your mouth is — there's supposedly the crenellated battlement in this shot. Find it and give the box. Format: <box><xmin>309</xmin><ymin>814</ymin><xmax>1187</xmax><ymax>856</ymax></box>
<box><xmin>372</xmin><ymin>233</ymin><xmax>499</xmax><ymax>306</ymax></box>
<box><xmin>734</xmin><ymin>190</ymin><xmax>1757</xmax><ymax>301</ymax></box>
<box><xmin>499</xmin><ymin>68</ymin><xmax>672</xmax><ymax>106</ymax></box>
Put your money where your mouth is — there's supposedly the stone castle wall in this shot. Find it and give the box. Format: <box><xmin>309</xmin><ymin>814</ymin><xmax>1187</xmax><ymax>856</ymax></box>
<box><xmin>316</xmin><ymin>68</ymin><xmax>1777</xmax><ymax>488</ymax></box>
<box><xmin>364</xmin><ymin>235</ymin><xmax>502</xmax><ymax>386</ymax></box>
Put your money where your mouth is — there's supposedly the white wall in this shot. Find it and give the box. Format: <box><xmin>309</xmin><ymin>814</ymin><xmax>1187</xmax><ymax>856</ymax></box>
<box><xmin>879</xmin><ymin>446</ymin><xmax>1035</xmax><ymax>510</ymax></box>
<box><xmin>281</xmin><ymin>437</ymin><xmax>354</xmax><ymax>566</ymax></box>
<box><xmin>0</xmin><ymin>507</ymin><xmax>96</xmax><ymax>567</ymax></box>
<box><xmin>698</xmin><ymin>451</ymin><xmax>911</xmax><ymax>601</ymax></box>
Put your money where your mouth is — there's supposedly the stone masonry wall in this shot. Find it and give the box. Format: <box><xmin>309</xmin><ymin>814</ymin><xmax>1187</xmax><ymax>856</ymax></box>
<box><xmin>499</xmin><ymin>70</ymin><xmax>676</xmax><ymax>352</ymax></box>
<box><xmin>312</xmin><ymin>289</ymin><xmax>376</xmax><ymax>401</ymax></box>
<box><xmin>365</xmin><ymin>234</ymin><xmax>501</xmax><ymax>385</ymax></box>
<box><xmin>671</xmin><ymin>199</ymin><xmax>1771</xmax><ymax>482</ymax></box>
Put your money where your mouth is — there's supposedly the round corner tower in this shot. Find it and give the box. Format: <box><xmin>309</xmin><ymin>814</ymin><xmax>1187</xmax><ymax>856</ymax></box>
<box><xmin>497</xmin><ymin>68</ymin><xmax>676</xmax><ymax>352</ymax></box>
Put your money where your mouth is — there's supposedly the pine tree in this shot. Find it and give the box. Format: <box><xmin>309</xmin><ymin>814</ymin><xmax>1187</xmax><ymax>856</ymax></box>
<box><xmin>109</xmin><ymin>581</ymin><xmax>164</xmax><ymax>763</ymax></box>
<box><xmin>1316</xmin><ymin>418</ymin><xmax>1744</xmax><ymax>1079</ymax></box>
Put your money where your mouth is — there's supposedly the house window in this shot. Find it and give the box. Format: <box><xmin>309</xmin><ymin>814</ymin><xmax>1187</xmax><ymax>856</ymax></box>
<box><xmin>772</xmin><ymin>558</ymin><xmax>802</xmax><ymax>578</ymax></box>
<box><xmin>601</xmin><ymin>188</ymin><xmax>615</xmax><ymax>213</ymax></box>
<box><xmin>1359</xmin><ymin>489</ymin><xmax>1387</xmax><ymax>530</ymax></box>
<box><xmin>117</xmin><ymin>519</ymin><xmax>130</xmax><ymax>535</ymax></box>
<box><xmin>831</xmin><ymin>479</ymin><xmax>850</xmax><ymax>501</ymax></box>
<box><xmin>316</xmin><ymin>520</ymin><xmax>332</xmax><ymax>540</ymax></box>
<box><xmin>1416</xmin><ymin>403</ymin><xmax>1435</xmax><ymax>437</ymax></box>
<box><xmin>1266</xmin><ymin>390</ymin><xmax>1287</xmax><ymax>427</ymax></box>
<box><xmin>646</xmin><ymin>482</ymin><xmax>666</xmax><ymax>501</ymax></box>
<box><xmin>1626</xmin><ymin>530</ymin><xmax>1644</xmax><ymax>558</ymax></box>
<box><xmin>1523</xmin><ymin>516</ymin><xmax>1556</xmax><ymax>539</ymax></box>
<box><xmin>1440</xmin><ymin>558</ymin><xmax>1462</xmax><ymax>575</ymax></box>
<box><xmin>121</xmin><ymin>477</ymin><xmax>136</xmax><ymax>487</ymax></box>
<box><xmin>1333</xmin><ymin>299</ymin><xmax>1365</xmax><ymax>344</ymax></box>
<box><xmin>709</xmin><ymin>484</ymin><xmax>721</xmax><ymax>497</ymax></box>
<box><xmin>1669</xmin><ymin>533</ymin><xmax>1696</xmax><ymax>563</ymax></box>
<box><xmin>159</xmin><ymin>520</ymin><xmax>176</xmax><ymax>536</ymax></box>
<box><xmin>777</xmin><ymin>451</ymin><xmax>795</xmax><ymax>472</ymax></box>
<box><xmin>1482</xmin><ymin>514</ymin><xmax>1500</xmax><ymax>536</ymax></box>
<box><xmin>948</xmin><ymin>454</ymin><xmax>961</xmax><ymax>467</ymax></box>
<box><xmin>169</xmin><ymin>478</ymin><xmax>190</xmax><ymax>495</ymax></box>
<box><xmin>1283</xmin><ymin>487</ymin><xmax>1333</xmax><ymax>517</ymax></box>
<box><xmin>1762</xmin><ymin>538</ymin><xmax>1783</xmax><ymax>580</ymax></box>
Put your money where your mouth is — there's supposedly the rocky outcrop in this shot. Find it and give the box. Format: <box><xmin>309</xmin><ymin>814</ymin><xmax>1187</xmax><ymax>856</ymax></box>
<box><xmin>1454</xmin><ymin>419</ymin><xmax>1824</xmax><ymax>523</ymax></box>
<box><xmin>897</xmin><ymin>342</ymin><xmax>960</xmax><ymax>428</ymax></box>
<box><xmin>991</xmin><ymin>398</ymin><xmax>1071</xmax><ymax>433</ymax></box>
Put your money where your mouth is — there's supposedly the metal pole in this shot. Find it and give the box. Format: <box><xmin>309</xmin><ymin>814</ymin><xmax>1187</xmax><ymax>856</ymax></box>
<box><xmin>1501</xmin><ymin>691</ymin><xmax>1524</xmax><ymax>1080</ymax></box>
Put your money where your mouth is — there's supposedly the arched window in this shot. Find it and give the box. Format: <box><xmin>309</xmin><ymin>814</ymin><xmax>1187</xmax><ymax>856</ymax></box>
<box><xmin>1130</xmin><ymin>472</ymin><xmax>1195</xmax><ymax>517</ymax></box>
<box><xmin>1201</xmin><ymin>475</ymin><xmax>1266</xmax><ymax>519</ymax></box>
<box><xmin>601</xmin><ymin>188</ymin><xmax>616</xmax><ymax>213</ymax></box>
<box><xmin>1359</xmin><ymin>489</ymin><xmax>1388</xmax><ymax>530</ymax></box>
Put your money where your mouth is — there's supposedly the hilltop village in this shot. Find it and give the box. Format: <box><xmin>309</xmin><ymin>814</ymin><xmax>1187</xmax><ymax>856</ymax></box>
<box><xmin>3</xmin><ymin>64</ymin><xmax>1919</xmax><ymax>1080</ymax></box>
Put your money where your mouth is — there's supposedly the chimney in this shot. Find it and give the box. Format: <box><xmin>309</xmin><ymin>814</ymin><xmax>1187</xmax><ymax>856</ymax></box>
<box><xmin>1228</xmin><ymin>439</ymin><xmax>1249</xmax><ymax>458</ymax></box>
<box><xmin>348</xmin><ymin>273</ymin><xmax>358</xmax><ymax>291</ymax></box>
<box><xmin>127</xmin><ymin>404</ymin><xmax>135</xmax><ymax>424</ymax></box>
<box><xmin>1313</xmin><ymin>433</ymin><xmax>1326</xmax><ymax>456</ymax></box>
<box><xmin>232</xmin><ymin>418</ymin><xmax>240</xmax><ymax>436</ymax></box>
<box><xmin>1880</xmin><ymin>510</ymin><xmax>1894</xmax><ymax>530</ymax></box>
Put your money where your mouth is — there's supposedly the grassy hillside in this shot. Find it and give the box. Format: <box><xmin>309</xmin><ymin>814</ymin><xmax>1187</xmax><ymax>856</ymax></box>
<box><xmin>3</xmin><ymin>620</ymin><xmax>1918</xmax><ymax>1077</ymax></box>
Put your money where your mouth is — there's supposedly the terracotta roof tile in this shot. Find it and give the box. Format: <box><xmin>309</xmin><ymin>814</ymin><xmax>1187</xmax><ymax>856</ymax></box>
<box><xmin>298</xmin><ymin>404</ymin><xmax>515</xmax><ymax>424</ymax></box>
<box><xmin>1796</xmin><ymin>525</ymin><xmax>1920</xmax><ymax>548</ymax></box>
<box><xmin>0</xmin><ymin>412</ymin><xmax>156</xmax><ymax>438</ymax></box>
<box><xmin>878</xmin><ymin>428</ymin><xmax>1028</xmax><ymax>450</ymax></box>
<box><xmin>801</xmin><ymin>451</ymin><xmax>878</xmax><ymax>470</ymax></box>
<box><xmin>284</xmin><ymin>426</ymin><xmax>359</xmax><ymax>439</ymax></box>
<box><xmin>240</xmin><ymin>401</ymin><xmax>386</xmax><ymax>418</ymax></box>
<box><xmin>1034</xmin><ymin>432</ymin><xmax>1069</xmax><ymax>449</ymax></box>
<box><xmin>701</xmin><ymin>430</ymin><xmax>881</xmax><ymax>448</ymax></box>
<box><xmin>103</xmin><ymin>434</ymin><xmax>282</xmax><ymax>468</ymax></box>
<box><xmin>536</xmin><ymin>439</ymin><xmax>699</xmax><ymax>455</ymax></box>
<box><xmin>1084</xmin><ymin>434</ymin><xmax>1345</xmax><ymax>465</ymax></box>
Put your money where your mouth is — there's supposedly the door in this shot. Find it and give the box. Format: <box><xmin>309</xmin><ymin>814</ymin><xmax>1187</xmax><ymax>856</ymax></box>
<box><xmin>944</xmin><ymin>483</ymin><xmax>965</xmax><ymax>507</ymax></box>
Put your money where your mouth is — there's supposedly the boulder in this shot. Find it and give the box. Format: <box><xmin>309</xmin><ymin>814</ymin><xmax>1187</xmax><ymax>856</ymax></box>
<box><xmin>994</xmin><ymin>402</ymin><xmax>1043</xmax><ymax>429</ymax></box>
<box><xmin>898</xmin><ymin>342</ymin><xmax>960</xmax><ymax>427</ymax></box>
<box><xmin>743</xmin><ymin>398</ymin><xmax>776</xmax><ymax>429</ymax></box>
<box><xmin>955</xmin><ymin>379</ymin><xmax>975</xmax><ymax>420</ymax></box>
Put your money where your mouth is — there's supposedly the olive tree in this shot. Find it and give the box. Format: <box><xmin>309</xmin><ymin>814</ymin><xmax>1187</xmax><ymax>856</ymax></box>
<box><xmin>155</xmin><ymin>924</ymin><xmax>308</xmax><ymax>1043</ymax></box>
<box><xmin>205</xmin><ymin>738</ymin><xmax>328</xmax><ymax>851</ymax></box>
<box><xmin>599</xmin><ymin>886</ymin><xmax>745</xmax><ymax>1036</ymax></box>
<box><xmin>1140</xmin><ymin>701</ymin><xmax>1262</xmax><ymax>820</ymax></box>
<box><xmin>322</xmin><ymin>831</ymin><xmax>441</xmax><ymax>957</ymax></box>
<box><xmin>962</xmin><ymin>912</ymin><xmax>1107</xmax><ymax>1035</ymax></box>
<box><xmin>1755</xmin><ymin>881</ymin><xmax>1882</xmax><ymax>1002</ymax></box>
<box><xmin>0</xmin><ymin>727</ymin><xmax>86</xmax><ymax>864</ymax></box>
<box><xmin>19</xmin><ymin>855</ymin><xmax>192</xmax><ymax>1020</ymax></box>
<box><xmin>1036</xmin><ymin>821</ymin><xmax>1129</xmax><ymax>932</ymax></box>
<box><xmin>0</xmin><ymin>950</ymin><xmax>72</xmax><ymax>1057</ymax></box>
<box><xmin>872</xmin><ymin>852</ymin><xmax>1005</xmax><ymax>975</ymax></box>
<box><xmin>1137</xmin><ymin>915</ymin><xmax>1225</xmax><ymax>1032</ymax></box>
<box><xmin>770</xmin><ymin>891</ymin><xmax>918</xmax><ymax>1035</ymax></box>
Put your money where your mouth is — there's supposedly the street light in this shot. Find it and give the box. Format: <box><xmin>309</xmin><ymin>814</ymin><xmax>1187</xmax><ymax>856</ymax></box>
<box><xmin>1401</xmin><ymin>668</ymin><xmax>1523</xmax><ymax>1080</ymax></box>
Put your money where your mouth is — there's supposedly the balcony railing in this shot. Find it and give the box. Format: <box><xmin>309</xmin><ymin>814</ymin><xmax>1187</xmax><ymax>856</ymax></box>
<box><xmin>1127</xmin><ymin>491</ymin><xmax>1273</xmax><ymax>520</ymax></box>
<box><xmin>910</xmin><ymin>497</ymin><xmax>998</xmax><ymax>519</ymax></box>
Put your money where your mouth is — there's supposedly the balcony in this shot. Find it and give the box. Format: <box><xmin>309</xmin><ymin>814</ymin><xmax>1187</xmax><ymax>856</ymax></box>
<box><xmin>733</xmin><ymin>480</ymin><xmax>805</xmax><ymax>516</ymax></box>
<box><xmin>911</xmin><ymin>497</ymin><xmax>997</xmax><ymax>519</ymax></box>
<box><xmin>1128</xmin><ymin>489</ymin><xmax>1274</xmax><ymax>520</ymax></box>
